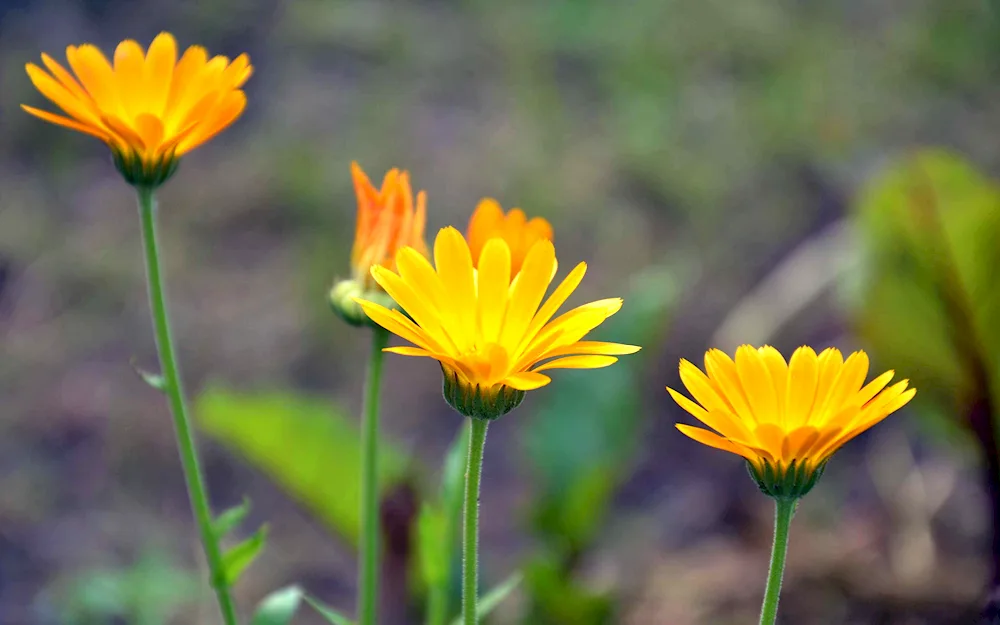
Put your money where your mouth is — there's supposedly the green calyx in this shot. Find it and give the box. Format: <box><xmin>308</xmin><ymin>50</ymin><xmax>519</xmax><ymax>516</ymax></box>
<box><xmin>747</xmin><ymin>458</ymin><xmax>826</xmax><ymax>501</ymax></box>
<box><xmin>112</xmin><ymin>148</ymin><xmax>179</xmax><ymax>188</ymax></box>
<box><xmin>441</xmin><ymin>367</ymin><xmax>525</xmax><ymax>421</ymax></box>
<box><xmin>329</xmin><ymin>279</ymin><xmax>397</xmax><ymax>328</ymax></box>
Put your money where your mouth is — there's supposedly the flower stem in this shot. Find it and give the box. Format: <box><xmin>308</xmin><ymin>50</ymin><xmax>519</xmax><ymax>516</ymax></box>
<box><xmin>759</xmin><ymin>498</ymin><xmax>796</xmax><ymax>625</ymax></box>
<box><xmin>135</xmin><ymin>187</ymin><xmax>238</xmax><ymax>625</ymax></box>
<box><xmin>462</xmin><ymin>418</ymin><xmax>489</xmax><ymax>625</ymax></box>
<box><xmin>358</xmin><ymin>326</ymin><xmax>389</xmax><ymax>625</ymax></box>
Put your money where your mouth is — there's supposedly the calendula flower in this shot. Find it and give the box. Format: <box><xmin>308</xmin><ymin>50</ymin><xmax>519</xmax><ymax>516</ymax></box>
<box><xmin>669</xmin><ymin>345</ymin><xmax>915</xmax><ymax>499</ymax></box>
<box><xmin>467</xmin><ymin>199</ymin><xmax>553</xmax><ymax>276</ymax></box>
<box><xmin>22</xmin><ymin>32</ymin><xmax>250</xmax><ymax>187</ymax></box>
<box><xmin>331</xmin><ymin>162</ymin><xmax>429</xmax><ymax>326</ymax></box>
<box><xmin>356</xmin><ymin>227</ymin><xmax>639</xmax><ymax>420</ymax></box>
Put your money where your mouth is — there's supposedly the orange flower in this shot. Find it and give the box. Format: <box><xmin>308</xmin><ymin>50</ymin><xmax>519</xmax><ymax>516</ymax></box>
<box><xmin>350</xmin><ymin>162</ymin><xmax>429</xmax><ymax>290</ymax></box>
<box><xmin>22</xmin><ymin>32</ymin><xmax>251</xmax><ymax>187</ymax></box>
<box><xmin>467</xmin><ymin>199</ymin><xmax>553</xmax><ymax>276</ymax></box>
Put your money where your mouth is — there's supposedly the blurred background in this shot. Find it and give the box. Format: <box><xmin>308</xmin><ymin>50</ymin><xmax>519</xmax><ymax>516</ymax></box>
<box><xmin>2</xmin><ymin>0</ymin><xmax>1000</xmax><ymax>623</ymax></box>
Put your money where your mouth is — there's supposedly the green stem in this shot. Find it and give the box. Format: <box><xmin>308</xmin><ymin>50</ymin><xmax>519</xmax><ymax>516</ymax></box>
<box><xmin>758</xmin><ymin>498</ymin><xmax>796</xmax><ymax>625</ymax></box>
<box><xmin>136</xmin><ymin>187</ymin><xmax>238</xmax><ymax>625</ymax></box>
<box><xmin>358</xmin><ymin>326</ymin><xmax>389</xmax><ymax>625</ymax></box>
<box><xmin>462</xmin><ymin>418</ymin><xmax>489</xmax><ymax>625</ymax></box>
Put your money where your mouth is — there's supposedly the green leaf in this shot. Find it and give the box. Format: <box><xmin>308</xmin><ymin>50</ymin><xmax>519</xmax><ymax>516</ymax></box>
<box><xmin>130</xmin><ymin>358</ymin><xmax>166</xmax><ymax>392</ymax></box>
<box><xmin>853</xmin><ymin>148</ymin><xmax>1000</xmax><ymax>445</ymax></box>
<box><xmin>525</xmin><ymin>263</ymin><xmax>680</xmax><ymax>549</ymax></box>
<box><xmin>213</xmin><ymin>496</ymin><xmax>251</xmax><ymax>540</ymax></box>
<box><xmin>417</xmin><ymin>503</ymin><xmax>447</xmax><ymax>585</ymax></box>
<box><xmin>304</xmin><ymin>595</ymin><xmax>355</xmax><ymax>625</ymax></box>
<box><xmin>250</xmin><ymin>586</ymin><xmax>302</xmax><ymax>625</ymax></box>
<box><xmin>448</xmin><ymin>572</ymin><xmax>522</xmax><ymax>625</ymax></box>
<box><xmin>222</xmin><ymin>524</ymin><xmax>268</xmax><ymax>586</ymax></box>
<box><xmin>194</xmin><ymin>388</ymin><xmax>411</xmax><ymax>544</ymax></box>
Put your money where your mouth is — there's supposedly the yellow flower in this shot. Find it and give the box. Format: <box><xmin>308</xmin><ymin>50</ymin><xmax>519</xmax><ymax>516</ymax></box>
<box><xmin>22</xmin><ymin>32</ymin><xmax>251</xmax><ymax>187</ymax></box>
<box><xmin>350</xmin><ymin>162</ymin><xmax>428</xmax><ymax>289</ymax></box>
<box><xmin>467</xmin><ymin>199</ymin><xmax>553</xmax><ymax>276</ymax></box>
<box><xmin>356</xmin><ymin>227</ymin><xmax>639</xmax><ymax>419</ymax></box>
<box><xmin>669</xmin><ymin>345</ymin><xmax>915</xmax><ymax>498</ymax></box>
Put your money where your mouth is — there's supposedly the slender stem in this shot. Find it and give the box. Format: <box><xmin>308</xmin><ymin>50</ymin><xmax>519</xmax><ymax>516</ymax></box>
<box><xmin>358</xmin><ymin>326</ymin><xmax>389</xmax><ymax>625</ymax></box>
<box><xmin>759</xmin><ymin>498</ymin><xmax>796</xmax><ymax>625</ymax></box>
<box><xmin>136</xmin><ymin>187</ymin><xmax>238</xmax><ymax>625</ymax></box>
<box><xmin>462</xmin><ymin>418</ymin><xmax>489</xmax><ymax>625</ymax></box>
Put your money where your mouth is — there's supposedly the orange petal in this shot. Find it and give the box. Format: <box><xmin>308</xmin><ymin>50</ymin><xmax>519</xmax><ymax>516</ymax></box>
<box><xmin>676</xmin><ymin>424</ymin><xmax>760</xmax><ymax>463</ymax></box>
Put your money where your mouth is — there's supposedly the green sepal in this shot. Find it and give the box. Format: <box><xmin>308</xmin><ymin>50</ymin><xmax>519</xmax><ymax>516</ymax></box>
<box><xmin>747</xmin><ymin>459</ymin><xmax>827</xmax><ymax>501</ymax></box>
<box><xmin>441</xmin><ymin>367</ymin><xmax>525</xmax><ymax>421</ymax></box>
<box><xmin>250</xmin><ymin>586</ymin><xmax>302</xmax><ymax>625</ymax></box>
<box><xmin>112</xmin><ymin>148</ymin><xmax>179</xmax><ymax>189</ymax></box>
<box><xmin>221</xmin><ymin>524</ymin><xmax>269</xmax><ymax>586</ymax></box>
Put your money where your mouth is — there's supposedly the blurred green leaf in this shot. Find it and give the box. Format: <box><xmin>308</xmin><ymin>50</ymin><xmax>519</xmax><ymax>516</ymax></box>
<box><xmin>305</xmin><ymin>595</ymin><xmax>356</xmax><ymax>625</ymax></box>
<box><xmin>525</xmin><ymin>264</ymin><xmax>679</xmax><ymax>549</ymax></box>
<box><xmin>524</xmin><ymin>557</ymin><xmax>612</xmax><ymax>625</ymax></box>
<box><xmin>195</xmin><ymin>387</ymin><xmax>410</xmax><ymax>544</ymax></box>
<box><xmin>222</xmin><ymin>524</ymin><xmax>268</xmax><ymax>585</ymax></box>
<box><xmin>854</xmin><ymin>148</ymin><xmax>1000</xmax><ymax>443</ymax></box>
<box><xmin>418</xmin><ymin>503</ymin><xmax>448</xmax><ymax>586</ymax></box>
<box><xmin>52</xmin><ymin>551</ymin><xmax>200</xmax><ymax>625</ymax></box>
<box><xmin>447</xmin><ymin>572</ymin><xmax>522</xmax><ymax>625</ymax></box>
<box><xmin>251</xmin><ymin>586</ymin><xmax>302</xmax><ymax>625</ymax></box>
<box><xmin>213</xmin><ymin>496</ymin><xmax>252</xmax><ymax>540</ymax></box>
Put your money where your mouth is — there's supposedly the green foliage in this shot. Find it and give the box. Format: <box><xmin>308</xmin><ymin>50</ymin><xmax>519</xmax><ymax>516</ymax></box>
<box><xmin>305</xmin><ymin>594</ymin><xmax>356</xmax><ymax>625</ymax></box>
<box><xmin>853</xmin><ymin>149</ymin><xmax>1000</xmax><ymax>443</ymax></box>
<box><xmin>521</xmin><ymin>264</ymin><xmax>680</xmax><ymax>623</ymax></box>
<box><xmin>49</xmin><ymin>551</ymin><xmax>200</xmax><ymax>625</ymax></box>
<box><xmin>251</xmin><ymin>586</ymin><xmax>303</xmax><ymax>625</ymax></box>
<box><xmin>222</xmin><ymin>524</ymin><xmax>269</xmax><ymax>586</ymax></box>
<box><xmin>195</xmin><ymin>387</ymin><xmax>410</xmax><ymax>545</ymax></box>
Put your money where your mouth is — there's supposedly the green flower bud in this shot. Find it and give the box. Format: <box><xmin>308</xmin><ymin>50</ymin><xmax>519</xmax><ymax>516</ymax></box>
<box><xmin>329</xmin><ymin>279</ymin><xmax>397</xmax><ymax>328</ymax></box>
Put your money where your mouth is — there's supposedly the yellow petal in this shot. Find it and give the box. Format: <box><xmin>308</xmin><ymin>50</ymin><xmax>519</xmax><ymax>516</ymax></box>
<box><xmin>678</xmin><ymin>359</ymin><xmax>732</xmax><ymax>414</ymax></box>
<box><xmin>531</xmin><ymin>354</ymin><xmax>618</xmax><ymax>372</ymax></box>
<box><xmin>175</xmin><ymin>89</ymin><xmax>246</xmax><ymax>155</ymax></box>
<box><xmin>517</xmin><ymin>261</ymin><xmax>587</xmax><ymax>352</ymax></box>
<box><xmin>356</xmin><ymin>298</ymin><xmax>446</xmax><ymax>354</ymax></box>
<box><xmin>143</xmin><ymin>32</ymin><xmax>177</xmax><ymax>116</ymax></box>
<box><xmin>371</xmin><ymin>266</ymin><xmax>456</xmax><ymax>353</ymax></box>
<box><xmin>68</xmin><ymin>44</ymin><xmax>120</xmax><ymax>115</ymax></box>
<box><xmin>476</xmin><ymin>238</ymin><xmax>511</xmax><ymax>343</ymax></box>
<box><xmin>759</xmin><ymin>346</ymin><xmax>788</xmax><ymax>424</ymax></box>
<box><xmin>542</xmin><ymin>341</ymin><xmax>641</xmax><ymax>358</ymax></box>
<box><xmin>21</xmin><ymin>104</ymin><xmax>109</xmax><ymax>141</ymax></box>
<box><xmin>785</xmin><ymin>346</ymin><xmax>818</xmax><ymax>428</ymax></box>
<box><xmin>704</xmin><ymin>349</ymin><xmax>756</xmax><ymax>426</ymax></box>
<box><xmin>499</xmin><ymin>239</ymin><xmax>556</xmax><ymax>349</ymax></box>
<box><xmin>383</xmin><ymin>346</ymin><xmax>435</xmax><ymax>357</ymax></box>
<box><xmin>503</xmin><ymin>371</ymin><xmax>551</xmax><ymax>390</ymax></box>
<box><xmin>114</xmin><ymin>39</ymin><xmax>147</xmax><ymax>118</ymax></box>
<box><xmin>40</xmin><ymin>53</ymin><xmax>89</xmax><ymax>102</ymax></box>
<box><xmin>434</xmin><ymin>227</ymin><xmax>476</xmax><ymax>349</ymax></box>
<box><xmin>815</xmin><ymin>351</ymin><xmax>868</xmax><ymax>423</ymax></box>
<box><xmin>395</xmin><ymin>246</ymin><xmax>447</xmax><ymax>312</ymax></box>
<box><xmin>856</xmin><ymin>370</ymin><xmax>894</xmax><ymax>406</ymax></box>
<box><xmin>736</xmin><ymin>345</ymin><xmax>778</xmax><ymax>423</ymax></box>
<box><xmin>25</xmin><ymin>63</ymin><xmax>101</xmax><ymax>126</ymax></box>
<box><xmin>676</xmin><ymin>424</ymin><xmax>760</xmax><ymax>463</ymax></box>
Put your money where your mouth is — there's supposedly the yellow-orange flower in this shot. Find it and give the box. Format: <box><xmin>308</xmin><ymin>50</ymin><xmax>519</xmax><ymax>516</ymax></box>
<box><xmin>22</xmin><ymin>32</ymin><xmax>250</xmax><ymax>186</ymax></box>
<box><xmin>356</xmin><ymin>227</ymin><xmax>639</xmax><ymax>419</ymax></box>
<box><xmin>350</xmin><ymin>162</ymin><xmax>428</xmax><ymax>289</ymax></box>
<box><xmin>669</xmin><ymin>346</ymin><xmax>915</xmax><ymax>496</ymax></box>
<box><xmin>467</xmin><ymin>199</ymin><xmax>553</xmax><ymax>276</ymax></box>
